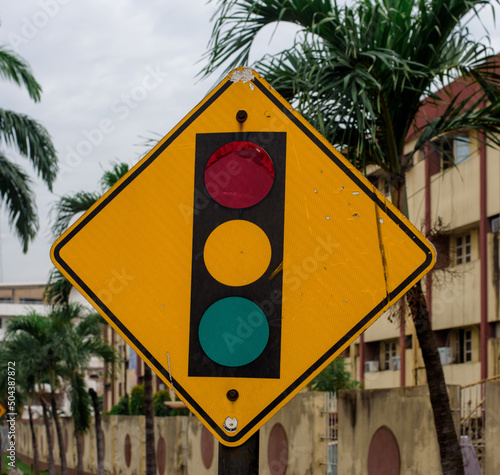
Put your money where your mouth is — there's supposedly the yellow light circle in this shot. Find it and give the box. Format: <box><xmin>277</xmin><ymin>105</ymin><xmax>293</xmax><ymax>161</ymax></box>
<box><xmin>204</xmin><ymin>220</ymin><xmax>271</xmax><ymax>286</ymax></box>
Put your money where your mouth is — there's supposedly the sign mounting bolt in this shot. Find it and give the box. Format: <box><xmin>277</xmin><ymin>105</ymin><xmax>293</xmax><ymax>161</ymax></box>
<box><xmin>227</xmin><ymin>389</ymin><xmax>239</xmax><ymax>401</ymax></box>
<box><xmin>224</xmin><ymin>417</ymin><xmax>238</xmax><ymax>432</ymax></box>
<box><xmin>236</xmin><ymin>110</ymin><xmax>248</xmax><ymax>122</ymax></box>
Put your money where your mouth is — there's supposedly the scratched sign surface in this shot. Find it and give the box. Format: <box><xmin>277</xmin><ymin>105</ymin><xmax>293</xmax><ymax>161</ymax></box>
<box><xmin>51</xmin><ymin>68</ymin><xmax>435</xmax><ymax>446</ymax></box>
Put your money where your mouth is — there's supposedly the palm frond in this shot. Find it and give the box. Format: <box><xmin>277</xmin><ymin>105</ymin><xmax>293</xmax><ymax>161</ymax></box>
<box><xmin>70</xmin><ymin>371</ymin><xmax>92</xmax><ymax>433</ymax></box>
<box><xmin>201</xmin><ymin>0</ymin><xmax>334</xmax><ymax>79</ymax></box>
<box><xmin>0</xmin><ymin>153</ymin><xmax>38</xmax><ymax>252</ymax></box>
<box><xmin>203</xmin><ymin>0</ymin><xmax>500</xmax><ymax>173</ymax></box>
<box><xmin>6</xmin><ymin>311</ymin><xmax>49</xmax><ymax>340</ymax></box>
<box><xmin>50</xmin><ymin>191</ymin><xmax>100</xmax><ymax>237</ymax></box>
<box><xmin>0</xmin><ymin>108</ymin><xmax>58</xmax><ymax>189</ymax></box>
<box><xmin>44</xmin><ymin>269</ymin><xmax>73</xmax><ymax>306</ymax></box>
<box><xmin>0</xmin><ymin>46</ymin><xmax>42</xmax><ymax>101</ymax></box>
<box><xmin>100</xmin><ymin>162</ymin><xmax>129</xmax><ymax>191</ymax></box>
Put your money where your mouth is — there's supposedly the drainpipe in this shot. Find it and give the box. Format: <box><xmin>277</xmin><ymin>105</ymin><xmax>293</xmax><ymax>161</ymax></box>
<box><xmin>399</xmin><ymin>183</ymin><xmax>409</xmax><ymax>387</ymax></box>
<box><xmin>479</xmin><ymin>130</ymin><xmax>489</xmax><ymax>380</ymax></box>
<box><xmin>111</xmin><ymin>329</ymin><xmax>116</xmax><ymax>406</ymax></box>
<box><xmin>399</xmin><ymin>299</ymin><xmax>406</xmax><ymax>387</ymax></box>
<box><xmin>425</xmin><ymin>150</ymin><xmax>432</xmax><ymax>323</ymax></box>
<box><xmin>359</xmin><ymin>334</ymin><xmax>365</xmax><ymax>385</ymax></box>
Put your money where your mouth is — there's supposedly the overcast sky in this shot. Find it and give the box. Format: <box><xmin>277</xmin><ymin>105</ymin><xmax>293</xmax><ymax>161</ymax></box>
<box><xmin>0</xmin><ymin>0</ymin><xmax>499</xmax><ymax>284</ymax></box>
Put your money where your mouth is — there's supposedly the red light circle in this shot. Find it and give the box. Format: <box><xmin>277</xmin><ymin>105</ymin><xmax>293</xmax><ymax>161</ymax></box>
<box><xmin>204</xmin><ymin>141</ymin><xmax>275</xmax><ymax>209</ymax></box>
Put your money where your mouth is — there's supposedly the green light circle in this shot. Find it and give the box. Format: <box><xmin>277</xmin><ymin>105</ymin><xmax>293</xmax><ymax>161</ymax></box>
<box><xmin>199</xmin><ymin>297</ymin><xmax>269</xmax><ymax>367</ymax></box>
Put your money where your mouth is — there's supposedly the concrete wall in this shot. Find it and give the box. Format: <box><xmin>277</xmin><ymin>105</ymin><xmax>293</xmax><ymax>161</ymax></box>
<box><xmin>442</xmin><ymin>362</ymin><xmax>481</xmax><ymax>388</ymax></box>
<box><xmin>259</xmin><ymin>389</ymin><xmax>325</xmax><ymax>474</ymax></box>
<box><xmin>431</xmin><ymin>261</ymin><xmax>481</xmax><ymax>331</ymax></box>
<box><xmin>15</xmin><ymin>384</ymin><xmax>500</xmax><ymax>473</ymax></box>
<box><xmin>15</xmin><ymin>391</ymin><xmax>326</xmax><ymax>475</ymax></box>
<box><xmin>485</xmin><ymin>381</ymin><xmax>500</xmax><ymax>474</ymax></box>
<box><xmin>338</xmin><ymin>385</ymin><xmax>460</xmax><ymax>475</ymax></box>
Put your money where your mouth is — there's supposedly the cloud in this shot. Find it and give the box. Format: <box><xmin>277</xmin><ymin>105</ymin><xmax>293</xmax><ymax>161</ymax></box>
<box><xmin>0</xmin><ymin>0</ymin><xmax>499</xmax><ymax>282</ymax></box>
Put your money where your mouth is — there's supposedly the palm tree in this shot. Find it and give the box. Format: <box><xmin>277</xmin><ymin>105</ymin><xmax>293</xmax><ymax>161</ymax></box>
<box><xmin>0</xmin><ymin>46</ymin><xmax>58</xmax><ymax>252</ymax></box>
<box><xmin>201</xmin><ymin>1</ymin><xmax>500</xmax><ymax>473</ymax></box>
<box><xmin>144</xmin><ymin>364</ymin><xmax>157</xmax><ymax>475</ymax></box>
<box><xmin>45</xmin><ymin>162</ymin><xmax>131</xmax><ymax>306</ymax></box>
<box><xmin>4</xmin><ymin>313</ymin><xmax>57</xmax><ymax>474</ymax></box>
<box><xmin>40</xmin><ymin>396</ymin><xmax>56</xmax><ymax>475</ymax></box>
<box><xmin>7</xmin><ymin>305</ymin><xmax>117</xmax><ymax>475</ymax></box>
<box><xmin>7</xmin><ymin>311</ymin><xmax>69</xmax><ymax>475</ymax></box>
<box><xmin>0</xmin><ymin>334</ymin><xmax>41</xmax><ymax>474</ymax></box>
<box><xmin>89</xmin><ymin>388</ymin><xmax>105</xmax><ymax>475</ymax></box>
<box><xmin>52</xmin><ymin>304</ymin><xmax>117</xmax><ymax>475</ymax></box>
<box><xmin>47</xmin><ymin>161</ymin><xmax>161</xmax><ymax>473</ymax></box>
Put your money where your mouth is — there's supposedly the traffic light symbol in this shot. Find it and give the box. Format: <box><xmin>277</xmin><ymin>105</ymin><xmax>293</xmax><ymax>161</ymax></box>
<box><xmin>188</xmin><ymin>131</ymin><xmax>286</xmax><ymax>378</ymax></box>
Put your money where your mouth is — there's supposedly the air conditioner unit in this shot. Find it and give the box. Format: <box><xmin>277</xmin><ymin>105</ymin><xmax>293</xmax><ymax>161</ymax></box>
<box><xmin>391</xmin><ymin>356</ymin><xmax>401</xmax><ymax>371</ymax></box>
<box><xmin>364</xmin><ymin>361</ymin><xmax>379</xmax><ymax>373</ymax></box>
<box><xmin>438</xmin><ymin>347</ymin><xmax>453</xmax><ymax>365</ymax></box>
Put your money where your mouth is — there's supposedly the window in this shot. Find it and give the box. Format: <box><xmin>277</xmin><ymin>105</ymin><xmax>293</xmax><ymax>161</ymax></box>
<box><xmin>19</xmin><ymin>298</ymin><xmax>43</xmax><ymax>304</ymax></box>
<box><xmin>440</xmin><ymin>138</ymin><xmax>454</xmax><ymax>170</ymax></box>
<box><xmin>454</xmin><ymin>135</ymin><xmax>470</xmax><ymax>165</ymax></box>
<box><xmin>383</xmin><ymin>179</ymin><xmax>390</xmax><ymax>197</ymax></box>
<box><xmin>383</xmin><ymin>341</ymin><xmax>397</xmax><ymax>370</ymax></box>
<box><xmin>490</xmin><ymin>215</ymin><xmax>499</xmax><ymax>233</ymax></box>
<box><xmin>430</xmin><ymin>134</ymin><xmax>470</xmax><ymax>173</ymax></box>
<box><xmin>456</xmin><ymin>234</ymin><xmax>471</xmax><ymax>265</ymax></box>
<box><xmin>455</xmin><ymin>328</ymin><xmax>473</xmax><ymax>363</ymax></box>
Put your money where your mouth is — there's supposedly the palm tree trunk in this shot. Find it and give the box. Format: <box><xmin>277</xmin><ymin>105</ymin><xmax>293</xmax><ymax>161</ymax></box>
<box><xmin>406</xmin><ymin>282</ymin><xmax>464</xmax><ymax>475</ymax></box>
<box><xmin>75</xmin><ymin>431</ymin><xmax>84</xmax><ymax>475</ymax></box>
<box><xmin>28</xmin><ymin>405</ymin><xmax>40</xmax><ymax>475</ymax></box>
<box><xmin>392</xmin><ymin>184</ymin><xmax>464</xmax><ymax>474</ymax></box>
<box><xmin>50</xmin><ymin>388</ymin><xmax>68</xmax><ymax>475</ymax></box>
<box><xmin>144</xmin><ymin>364</ymin><xmax>157</xmax><ymax>475</ymax></box>
<box><xmin>41</xmin><ymin>397</ymin><xmax>56</xmax><ymax>475</ymax></box>
<box><xmin>89</xmin><ymin>388</ymin><xmax>105</xmax><ymax>475</ymax></box>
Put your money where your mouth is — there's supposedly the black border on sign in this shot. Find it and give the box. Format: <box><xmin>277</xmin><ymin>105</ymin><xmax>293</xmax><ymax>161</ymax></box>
<box><xmin>53</xmin><ymin>75</ymin><xmax>434</xmax><ymax>444</ymax></box>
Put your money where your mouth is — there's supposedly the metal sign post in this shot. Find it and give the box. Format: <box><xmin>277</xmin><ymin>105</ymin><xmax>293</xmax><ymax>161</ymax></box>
<box><xmin>218</xmin><ymin>431</ymin><xmax>259</xmax><ymax>474</ymax></box>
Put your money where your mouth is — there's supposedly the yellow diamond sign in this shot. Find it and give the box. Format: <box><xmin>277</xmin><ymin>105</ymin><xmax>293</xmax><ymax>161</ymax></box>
<box><xmin>51</xmin><ymin>67</ymin><xmax>435</xmax><ymax>446</ymax></box>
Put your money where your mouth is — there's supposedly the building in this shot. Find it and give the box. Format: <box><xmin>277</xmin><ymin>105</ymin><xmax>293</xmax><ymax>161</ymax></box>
<box><xmin>1</xmin><ymin>283</ymin><xmax>108</xmax><ymax>416</ymax></box>
<box><xmin>101</xmin><ymin>326</ymin><xmax>167</xmax><ymax>412</ymax></box>
<box><xmin>347</xmin><ymin>70</ymin><xmax>500</xmax><ymax>390</ymax></box>
<box><xmin>0</xmin><ymin>283</ymin><xmax>47</xmax><ymax>343</ymax></box>
<box><xmin>66</xmin><ymin>287</ymin><xmax>151</xmax><ymax>412</ymax></box>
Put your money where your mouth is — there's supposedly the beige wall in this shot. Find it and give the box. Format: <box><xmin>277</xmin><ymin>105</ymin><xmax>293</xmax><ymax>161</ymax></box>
<box><xmin>487</xmin><ymin>232</ymin><xmax>500</xmax><ymax>323</ymax></box>
<box><xmin>431</xmin><ymin>150</ymin><xmax>480</xmax><ymax>231</ymax></box>
<box><xmin>16</xmin><ymin>392</ymin><xmax>327</xmax><ymax>475</ymax></box>
<box><xmin>362</xmin><ymin>366</ymin><xmax>401</xmax><ymax>389</ymax></box>
<box><xmin>259</xmin><ymin>390</ymin><xmax>325</xmax><ymax>474</ymax></box>
<box><xmin>431</xmin><ymin>261</ymin><xmax>481</xmax><ymax>330</ymax></box>
<box><xmin>0</xmin><ymin>283</ymin><xmax>45</xmax><ymax>303</ymax></box>
<box><xmin>363</xmin><ymin>310</ymin><xmax>402</xmax><ymax>343</ymax></box>
<box><xmin>486</xmin><ymin>146</ymin><xmax>500</xmax><ymax>218</ymax></box>
<box><xmin>442</xmin><ymin>362</ymin><xmax>481</xmax><ymax>387</ymax></box>
<box><xmin>338</xmin><ymin>385</ymin><xmax>460</xmax><ymax>475</ymax></box>
<box><xmin>406</xmin><ymin>158</ymin><xmax>426</xmax><ymax>229</ymax></box>
<box><xmin>16</xmin><ymin>385</ymin><xmax>500</xmax><ymax>473</ymax></box>
<box><xmin>360</xmin><ymin>348</ymin><xmax>413</xmax><ymax>389</ymax></box>
<box><xmin>485</xmin><ymin>381</ymin><xmax>500</xmax><ymax>474</ymax></box>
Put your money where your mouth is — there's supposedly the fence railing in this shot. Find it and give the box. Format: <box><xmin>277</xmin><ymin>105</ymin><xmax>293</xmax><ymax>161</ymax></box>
<box><xmin>459</xmin><ymin>375</ymin><xmax>500</xmax><ymax>472</ymax></box>
<box><xmin>322</xmin><ymin>392</ymin><xmax>338</xmax><ymax>475</ymax></box>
